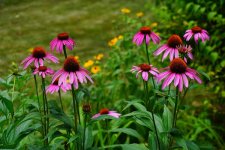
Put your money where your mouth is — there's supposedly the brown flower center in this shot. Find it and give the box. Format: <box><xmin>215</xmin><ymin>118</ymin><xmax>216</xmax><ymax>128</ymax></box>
<box><xmin>57</xmin><ymin>32</ymin><xmax>69</xmax><ymax>40</ymax></box>
<box><xmin>38</xmin><ymin>66</ymin><xmax>47</xmax><ymax>72</ymax></box>
<box><xmin>170</xmin><ymin>58</ymin><xmax>187</xmax><ymax>73</ymax></box>
<box><xmin>32</xmin><ymin>47</ymin><xmax>46</xmax><ymax>58</ymax></box>
<box><xmin>63</xmin><ymin>56</ymin><xmax>80</xmax><ymax>72</ymax></box>
<box><xmin>191</xmin><ymin>26</ymin><xmax>202</xmax><ymax>33</ymax></box>
<box><xmin>100</xmin><ymin>108</ymin><xmax>109</xmax><ymax>115</ymax></box>
<box><xmin>140</xmin><ymin>26</ymin><xmax>151</xmax><ymax>34</ymax></box>
<box><xmin>139</xmin><ymin>64</ymin><xmax>151</xmax><ymax>71</ymax></box>
<box><xmin>82</xmin><ymin>104</ymin><xmax>91</xmax><ymax>113</ymax></box>
<box><xmin>167</xmin><ymin>34</ymin><xmax>183</xmax><ymax>48</ymax></box>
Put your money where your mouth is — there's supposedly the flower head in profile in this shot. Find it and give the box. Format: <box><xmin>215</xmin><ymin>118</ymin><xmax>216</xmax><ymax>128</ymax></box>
<box><xmin>52</xmin><ymin>56</ymin><xmax>93</xmax><ymax>89</ymax></box>
<box><xmin>108</xmin><ymin>37</ymin><xmax>118</xmax><ymax>47</ymax></box>
<box><xmin>177</xmin><ymin>45</ymin><xmax>193</xmax><ymax>62</ymax></box>
<box><xmin>133</xmin><ymin>26</ymin><xmax>161</xmax><ymax>46</ymax></box>
<box><xmin>50</xmin><ymin>32</ymin><xmax>75</xmax><ymax>53</ymax></box>
<box><xmin>157</xmin><ymin>58</ymin><xmax>202</xmax><ymax>92</ymax></box>
<box><xmin>92</xmin><ymin>108</ymin><xmax>121</xmax><ymax>119</ymax></box>
<box><xmin>121</xmin><ymin>8</ymin><xmax>131</xmax><ymax>14</ymax></box>
<box><xmin>33</xmin><ymin>66</ymin><xmax>54</xmax><ymax>78</ymax></box>
<box><xmin>84</xmin><ymin>60</ymin><xmax>94</xmax><ymax>68</ymax></box>
<box><xmin>94</xmin><ymin>53</ymin><xmax>104</xmax><ymax>60</ymax></box>
<box><xmin>131</xmin><ymin>64</ymin><xmax>159</xmax><ymax>81</ymax></box>
<box><xmin>46</xmin><ymin>78</ymin><xmax>71</xmax><ymax>94</ymax></box>
<box><xmin>154</xmin><ymin>34</ymin><xmax>182</xmax><ymax>61</ymax></box>
<box><xmin>21</xmin><ymin>47</ymin><xmax>59</xmax><ymax>69</ymax></box>
<box><xmin>136</xmin><ymin>12</ymin><xmax>144</xmax><ymax>17</ymax></box>
<box><xmin>184</xmin><ymin>26</ymin><xmax>210</xmax><ymax>43</ymax></box>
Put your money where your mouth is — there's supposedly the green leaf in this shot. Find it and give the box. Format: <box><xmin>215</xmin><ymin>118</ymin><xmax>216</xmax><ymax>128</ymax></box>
<box><xmin>186</xmin><ymin>140</ymin><xmax>200</xmax><ymax>150</ymax></box>
<box><xmin>85</xmin><ymin>125</ymin><xmax>94</xmax><ymax>149</ymax></box>
<box><xmin>176</xmin><ymin>138</ymin><xmax>188</xmax><ymax>150</ymax></box>
<box><xmin>67</xmin><ymin>135</ymin><xmax>79</xmax><ymax>144</ymax></box>
<box><xmin>162</xmin><ymin>105</ymin><xmax>172</xmax><ymax>132</ymax></box>
<box><xmin>0</xmin><ymin>90</ymin><xmax>14</xmax><ymax>115</ymax></box>
<box><xmin>198</xmin><ymin>70</ymin><xmax>210</xmax><ymax>81</ymax></box>
<box><xmin>110</xmin><ymin>128</ymin><xmax>144</xmax><ymax>141</ymax></box>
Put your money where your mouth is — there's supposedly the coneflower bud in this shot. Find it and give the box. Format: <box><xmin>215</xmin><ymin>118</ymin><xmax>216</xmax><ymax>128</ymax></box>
<box><xmin>82</xmin><ymin>104</ymin><xmax>91</xmax><ymax>114</ymax></box>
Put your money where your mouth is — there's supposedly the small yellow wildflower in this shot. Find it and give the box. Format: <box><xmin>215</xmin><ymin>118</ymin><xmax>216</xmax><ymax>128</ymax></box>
<box><xmin>108</xmin><ymin>37</ymin><xmax>118</xmax><ymax>47</ymax></box>
<box><xmin>91</xmin><ymin>66</ymin><xmax>101</xmax><ymax>74</ymax></box>
<box><xmin>28</xmin><ymin>47</ymin><xmax>34</xmax><ymax>52</ymax></box>
<box><xmin>151</xmin><ymin>22</ymin><xmax>158</xmax><ymax>28</ymax></box>
<box><xmin>121</xmin><ymin>8</ymin><xmax>131</xmax><ymax>14</ymax></box>
<box><xmin>84</xmin><ymin>60</ymin><xmax>94</xmax><ymax>68</ymax></box>
<box><xmin>136</xmin><ymin>12</ymin><xmax>144</xmax><ymax>17</ymax></box>
<box><xmin>118</xmin><ymin>35</ymin><xmax>123</xmax><ymax>40</ymax></box>
<box><xmin>94</xmin><ymin>53</ymin><xmax>104</xmax><ymax>60</ymax></box>
<box><xmin>74</xmin><ymin>56</ymin><xmax>79</xmax><ymax>61</ymax></box>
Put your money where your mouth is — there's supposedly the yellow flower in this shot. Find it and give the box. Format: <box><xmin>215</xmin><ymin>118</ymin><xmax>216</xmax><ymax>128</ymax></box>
<box><xmin>28</xmin><ymin>47</ymin><xmax>33</xmax><ymax>52</ymax></box>
<box><xmin>151</xmin><ymin>22</ymin><xmax>158</xmax><ymax>28</ymax></box>
<box><xmin>136</xmin><ymin>12</ymin><xmax>144</xmax><ymax>17</ymax></box>
<box><xmin>108</xmin><ymin>37</ymin><xmax>118</xmax><ymax>47</ymax></box>
<box><xmin>74</xmin><ymin>56</ymin><xmax>79</xmax><ymax>61</ymax></box>
<box><xmin>94</xmin><ymin>53</ymin><xmax>104</xmax><ymax>60</ymax></box>
<box><xmin>91</xmin><ymin>66</ymin><xmax>101</xmax><ymax>74</ymax></box>
<box><xmin>84</xmin><ymin>60</ymin><xmax>94</xmax><ymax>68</ymax></box>
<box><xmin>121</xmin><ymin>8</ymin><xmax>131</xmax><ymax>14</ymax></box>
<box><xmin>118</xmin><ymin>35</ymin><xmax>123</xmax><ymax>40</ymax></box>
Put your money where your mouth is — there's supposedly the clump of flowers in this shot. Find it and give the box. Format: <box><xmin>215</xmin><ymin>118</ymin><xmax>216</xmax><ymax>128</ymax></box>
<box><xmin>84</xmin><ymin>60</ymin><xmax>94</xmax><ymax>68</ymax></box>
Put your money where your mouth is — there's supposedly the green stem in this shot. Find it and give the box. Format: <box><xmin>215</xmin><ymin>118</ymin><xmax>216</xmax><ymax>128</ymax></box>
<box><xmin>173</xmin><ymin>87</ymin><xmax>179</xmax><ymax>128</ymax></box>
<box><xmin>144</xmin><ymin>81</ymin><xmax>160</xmax><ymax>150</ymax></box>
<box><xmin>144</xmin><ymin>35</ymin><xmax>151</xmax><ymax>65</ymax></box>
<box><xmin>33</xmin><ymin>75</ymin><xmax>45</xmax><ymax>140</ymax></box>
<box><xmin>83</xmin><ymin>114</ymin><xmax>87</xmax><ymax>150</ymax></box>
<box><xmin>41</xmin><ymin>77</ymin><xmax>48</xmax><ymax>145</ymax></box>
<box><xmin>71</xmin><ymin>85</ymin><xmax>78</xmax><ymax>132</ymax></box>
<box><xmin>166</xmin><ymin>85</ymin><xmax>171</xmax><ymax>105</ymax></box>
<box><xmin>63</xmin><ymin>45</ymin><xmax>68</xmax><ymax>59</ymax></box>
<box><xmin>58</xmin><ymin>89</ymin><xmax>64</xmax><ymax>112</ymax></box>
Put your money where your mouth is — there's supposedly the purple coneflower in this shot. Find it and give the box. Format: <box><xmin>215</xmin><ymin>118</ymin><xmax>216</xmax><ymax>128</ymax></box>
<box><xmin>33</xmin><ymin>66</ymin><xmax>54</xmax><ymax>78</ymax></box>
<box><xmin>177</xmin><ymin>45</ymin><xmax>193</xmax><ymax>62</ymax></box>
<box><xmin>92</xmin><ymin>108</ymin><xmax>121</xmax><ymax>119</ymax></box>
<box><xmin>154</xmin><ymin>34</ymin><xmax>183</xmax><ymax>61</ymax></box>
<box><xmin>52</xmin><ymin>56</ymin><xmax>93</xmax><ymax>89</ymax></box>
<box><xmin>184</xmin><ymin>26</ymin><xmax>210</xmax><ymax>43</ymax></box>
<box><xmin>157</xmin><ymin>58</ymin><xmax>202</xmax><ymax>92</ymax></box>
<box><xmin>21</xmin><ymin>47</ymin><xmax>59</xmax><ymax>69</ymax></box>
<box><xmin>131</xmin><ymin>64</ymin><xmax>159</xmax><ymax>81</ymax></box>
<box><xmin>46</xmin><ymin>78</ymin><xmax>71</xmax><ymax>94</ymax></box>
<box><xmin>50</xmin><ymin>32</ymin><xmax>75</xmax><ymax>53</ymax></box>
<box><xmin>133</xmin><ymin>26</ymin><xmax>160</xmax><ymax>46</ymax></box>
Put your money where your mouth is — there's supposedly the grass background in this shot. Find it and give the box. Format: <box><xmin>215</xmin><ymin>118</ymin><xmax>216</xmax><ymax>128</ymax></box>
<box><xmin>0</xmin><ymin>0</ymin><xmax>146</xmax><ymax>75</ymax></box>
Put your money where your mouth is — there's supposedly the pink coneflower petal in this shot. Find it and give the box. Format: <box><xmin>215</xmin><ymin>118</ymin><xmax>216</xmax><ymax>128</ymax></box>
<box><xmin>174</xmin><ymin>74</ymin><xmax>180</xmax><ymax>86</ymax></box>
<box><xmin>142</xmin><ymin>72</ymin><xmax>148</xmax><ymax>81</ymax></box>
<box><xmin>178</xmin><ymin>77</ymin><xmax>183</xmax><ymax>92</ymax></box>
<box><xmin>182</xmin><ymin>74</ymin><xmax>188</xmax><ymax>87</ymax></box>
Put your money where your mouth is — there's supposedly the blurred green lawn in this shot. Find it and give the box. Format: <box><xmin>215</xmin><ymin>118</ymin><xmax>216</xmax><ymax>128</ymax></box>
<box><xmin>0</xmin><ymin>0</ymin><xmax>145</xmax><ymax>75</ymax></box>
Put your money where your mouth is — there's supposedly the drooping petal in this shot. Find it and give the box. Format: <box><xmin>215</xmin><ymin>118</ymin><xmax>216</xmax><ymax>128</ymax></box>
<box><xmin>182</xmin><ymin>74</ymin><xmax>188</xmax><ymax>87</ymax></box>
<box><xmin>178</xmin><ymin>76</ymin><xmax>183</xmax><ymax>92</ymax></box>
<box><xmin>174</xmin><ymin>74</ymin><xmax>180</xmax><ymax>86</ymax></box>
<box><xmin>142</xmin><ymin>72</ymin><xmax>149</xmax><ymax>81</ymax></box>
